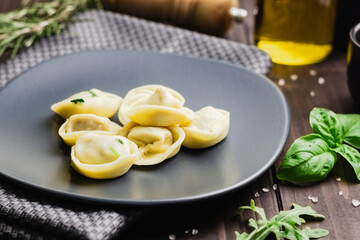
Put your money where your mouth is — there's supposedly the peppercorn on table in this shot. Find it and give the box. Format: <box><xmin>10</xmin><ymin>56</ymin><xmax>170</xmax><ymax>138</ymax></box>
<box><xmin>1</xmin><ymin>1</ymin><xmax>360</xmax><ymax>240</ymax></box>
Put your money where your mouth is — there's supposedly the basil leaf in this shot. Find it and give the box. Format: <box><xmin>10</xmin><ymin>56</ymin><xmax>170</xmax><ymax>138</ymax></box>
<box><xmin>277</xmin><ymin>134</ymin><xmax>337</xmax><ymax>183</ymax></box>
<box><xmin>309</xmin><ymin>108</ymin><xmax>343</xmax><ymax>148</ymax></box>
<box><xmin>337</xmin><ymin>114</ymin><xmax>360</xmax><ymax>149</ymax></box>
<box><xmin>333</xmin><ymin>144</ymin><xmax>360</xmax><ymax>181</ymax></box>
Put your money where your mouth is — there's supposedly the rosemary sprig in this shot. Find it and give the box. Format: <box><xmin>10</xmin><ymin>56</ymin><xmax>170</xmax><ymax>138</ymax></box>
<box><xmin>0</xmin><ymin>0</ymin><xmax>102</xmax><ymax>59</ymax></box>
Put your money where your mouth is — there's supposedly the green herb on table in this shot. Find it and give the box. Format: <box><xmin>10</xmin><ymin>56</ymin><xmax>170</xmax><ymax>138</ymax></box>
<box><xmin>88</xmin><ymin>90</ymin><xmax>97</xmax><ymax>97</ymax></box>
<box><xmin>0</xmin><ymin>0</ymin><xmax>102</xmax><ymax>58</ymax></box>
<box><xmin>235</xmin><ymin>199</ymin><xmax>328</xmax><ymax>240</ymax></box>
<box><xmin>70</xmin><ymin>98</ymin><xmax>84</xmax><ymax>104</ymax></box>
<box><xmin>277</xmin><ymin>107</ymin><xmax>360</xmax><ymax>184</ymax></box>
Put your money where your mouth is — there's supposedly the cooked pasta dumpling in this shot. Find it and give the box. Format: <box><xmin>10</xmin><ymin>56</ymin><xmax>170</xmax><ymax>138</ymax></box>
<box><xmin>71</xmin><ymin>134</ymin><xmax>139</xmax><ymax>179</ymax></box>
<box><xmin>120</xmin><ymin>121</ymin><xmax>185</xmax><ymax>165</ymax></box>
<box><xmin>58</xmin><ymin>114</ymin><xmax>122</xmax><ymax>146</ymax></box>
<box><xmin>51</xmin><ymin>89</ymin><xmax>122</xmax><ymax>119</ymax></box>
<box><xmin>118</xmin><ymin>85</ymin><xmax>194</xmax><ymax>126</ymax></box>
<box><xmin>181</xmin><ymin>106</ymin><xmax>230</xmax><ymax>149</ymax></box>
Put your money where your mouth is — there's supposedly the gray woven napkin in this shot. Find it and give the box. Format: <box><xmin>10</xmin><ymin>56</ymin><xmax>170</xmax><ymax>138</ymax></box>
<box><xmin>0</xmin><ymin>10</ymin><xmax>272</xmax><ymax>240</ymax></box>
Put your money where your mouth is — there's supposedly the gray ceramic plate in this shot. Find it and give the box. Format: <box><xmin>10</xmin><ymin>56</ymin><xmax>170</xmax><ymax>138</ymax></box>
<box><xmin>0</xmin><ymin>50</ymin><xmax>290</xmax><ymax>205</ymax></box>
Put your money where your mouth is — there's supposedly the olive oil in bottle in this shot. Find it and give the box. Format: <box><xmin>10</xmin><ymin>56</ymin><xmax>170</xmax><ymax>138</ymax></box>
<box><xmin>255</xmin><ymin>0</ymin><xmax>337</xmax><ymax>65</ymax></box>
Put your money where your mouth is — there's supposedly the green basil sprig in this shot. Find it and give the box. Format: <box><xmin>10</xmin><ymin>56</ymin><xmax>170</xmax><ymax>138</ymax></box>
<box><xmin>277</xmin><ymin>107</ymin><xmax>360</xmax><ymax>183</ymax></box>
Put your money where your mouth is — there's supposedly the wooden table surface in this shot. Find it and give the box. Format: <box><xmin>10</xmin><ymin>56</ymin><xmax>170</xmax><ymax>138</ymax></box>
<box><xmin>1</xmin><ymin>1</ymin><xmax>360</xmax><ymax>240</ymax></box>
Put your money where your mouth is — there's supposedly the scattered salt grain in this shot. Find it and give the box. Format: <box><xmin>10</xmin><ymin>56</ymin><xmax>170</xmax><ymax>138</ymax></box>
<box><xmin>278</xmin><ymin>78</ymin><xmax>285</xmax><ymax>86</ymax></box>
<box><xmin>338</xmin><ymin>191</ymin><xmax>343</xmax><ymax>196</ymax></box>
<box><xmin>311</xmin><ymin>197</ymin><xmax>319</xmax><ymax>203</ymax></box>
<box><xmin>262</xmin><ymin>188</ymin><xmax>270</xmax><ymax>193</ymax></box>
<box><xmin>309</xmin><ymin>69</ymin><xmax>317</xmax><ymax>76</ymax></box>
<box><xmin>336</xmin><ymin>177</ymin><xmax>342</xmax><ymax>182</ymax></box>
<box><xmin>352</xmin><ymin>199</ymin><xmax>360</xmax><ymax>207</ymax></box>
<box><xmin>310</xmin><ymin>91</ymin><xmax>316</xmax><ymax>97</ymax></box>
<box><xmin>308</xmin><ymin>196</ymin><xmax>319</xmax><ymax>203</ymax></box>
<box><xmin>290</xmin><ymin>74</ymin><xmax>298</xmax><ymax>81</ymax></box>
<box><xmin>318</xmin><ymin>77</ymin><xmax>325</xmax><ymax>85</ymax></box>
<box><xmin>192</xmin><ymin>229</ymin><xmax>199</xmax><ymax>235</ymax></box>
<box><xmin>273</xmin><ymin>184</ymin><xmax>278</xmax><ymax>191</ymax></box>
<box><xmin>253</xmin><ymin>8</ymin><xmax>258</xmax><ymax>15</ymax></box>
<box><xmin>254</xmin><ymin>192</ymin><xmax>260</xmax><ymax>198</ymax></box>
<box><xmin>185</xmin><ymin>230</ymin><xmax>190</xmax><ymax>234</ymax></box>
<box><xmin>169</xmin><ymin>234</ymin><xmax>176</xmax><ymax>240</ymax></box>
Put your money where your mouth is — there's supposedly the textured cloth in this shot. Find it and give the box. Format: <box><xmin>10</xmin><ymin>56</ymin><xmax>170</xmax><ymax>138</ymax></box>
<box><xmin>0</xmin><ymin>179</ymin><xmax>143</xmax><ymax>240</ymax></box>
<box><xmin>0</xmin><ymin>10</ymin><xmax>272</xmax><ymax>240</ymax></box>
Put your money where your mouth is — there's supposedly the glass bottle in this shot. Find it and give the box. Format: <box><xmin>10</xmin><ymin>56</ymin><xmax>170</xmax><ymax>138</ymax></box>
<box><xmin>255</xmin><ymin>0</ymin><xmax>337</xmax><ymax>65</ymax></box>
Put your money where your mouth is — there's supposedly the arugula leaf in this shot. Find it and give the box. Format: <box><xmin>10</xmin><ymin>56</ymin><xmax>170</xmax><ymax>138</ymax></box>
<box><xmin>333</xmin><ymin>144</ymin><xmax>360</xmax><ymax>181</ymax></box>
<box><xmin>281</xmin><ymin>226</ymin><xmax>328</xmax><ymax>240</ymax></box>
<box><xmin>302</xmin><ymin>227</ymin><xmax>330</xmax><ymax>239</ymax></box>
<box><xmin>235</xmin><ymin>231</ymin><xmax>249</xmax><ymax>240</ymax></box>
<box><xmin>309</xmin><ymin>108</ymin><xmax>343</xmax><ymax>148</ymax></box>
<box><xmin>337</xmin><ymin>114</ymin><xmax>360</xmax><ymax>149</ymax></box>
<box><xmin>271</xmin><ymin>203</ymin><xmax>325</xmax><ymax>228</ymax></box>
<box><xmin>235</xmin><ymin>200</ymin><xmax>328</xmax><ymax>240</ymax></box>
<box><xmin>238</xmin><ymin>199</ymin><xmax>268</xmax><ymax>221</ymax></box>
<box><xmin>277</xmin><ymin>134</ymin><xmax>337</xmax><ymax>183</ymax></box>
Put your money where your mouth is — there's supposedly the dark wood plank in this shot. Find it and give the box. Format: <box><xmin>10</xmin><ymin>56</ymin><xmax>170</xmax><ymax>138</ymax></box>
<box><xmin>121</xmin><ymin>170</ymin><xmax>280</xmax><ymax>240</ymax></box>
<box><xmin>0</xmin><ymin>0</ymin><xmax>21</xmax><ymax>13</ymax></box>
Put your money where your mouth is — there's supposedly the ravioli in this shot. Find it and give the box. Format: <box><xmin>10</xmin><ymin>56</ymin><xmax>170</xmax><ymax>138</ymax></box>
<box><xmin>58</xmin><ymin>114</ymin><xmax>122</xmax><ymax>146</ymax></box>
<box><xmin>118</xmin><ymin>85</ymin><xmax>194</xmax><ymax>126</ymax></box>
<box><xmin>181</xmin><ymin>106</ymin><xmax>230</xmax><ymax>149</ymax></box>
<box><xmin>120</xmin><ymin>121</ymin><xmax>185</xmax><ymax>165</ymax></box>
<box><xmin>51</xmin><ymin>89</ymin><xmax>122</xmax><ymax>119</ymax></box>
<box><xmin>51</xmin><ymin>85</ymin><xmax>231</xmax><ymax>179</ymax></box>
<box><xmin>71</xmin><ymin>134</ymin><xmax>139</xmax><ymax>179</ymax></box>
